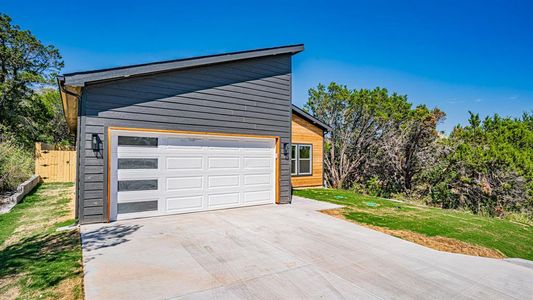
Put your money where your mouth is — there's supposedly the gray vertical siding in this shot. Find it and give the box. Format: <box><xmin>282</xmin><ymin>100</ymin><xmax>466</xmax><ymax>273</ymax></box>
<box><xmin>78</xmin><ymin>54</ymin><xmax>293</xmax><ymax>224</ymax></box>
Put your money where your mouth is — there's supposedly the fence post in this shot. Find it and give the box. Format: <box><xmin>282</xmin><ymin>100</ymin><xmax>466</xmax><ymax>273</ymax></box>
<box><xmin>35</xmin><ymin>142</ymin><xmax>41</xmax><ymax>155</ymax></box>
<box><xmin>35</xmin><ymin>142</ymin><xmax>42</xmax><ymax>178</ymax></box>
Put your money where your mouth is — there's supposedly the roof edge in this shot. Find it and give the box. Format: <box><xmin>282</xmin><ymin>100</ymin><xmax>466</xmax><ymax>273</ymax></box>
<box><xmin>60</xmin><ymin>44</ymin><xmax>304</xmax><ymax>87</ymax></box>
<box><xmin>292</xmin><ymin>105</ymin><xmax>331</xmax><ymax>132</ymax></box>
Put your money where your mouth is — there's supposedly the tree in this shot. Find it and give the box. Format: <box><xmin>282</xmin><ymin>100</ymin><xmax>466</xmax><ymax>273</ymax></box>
<box><xmin>33</xmin><ymin>88</ymin><xmax>74</xmax><ymax>146</ymax></box>
<box><xmin>305</xmin><ymin>83</ymin><xmax>413</xmax><ymax>189</ymax></box>
<box><xmin>0</xmin><ymin>13</ymin><xmax>64</xmax><ymax>149</ymax></box>
<box><xmin>377</xmin><ymin>105</ymin><xmax>445</xmax><ymax>193</ymax></box>
<box><xmin>306</xmin><ymin>82</ymin><xmax>445</xmax><ymax>198</ymax></box>
<box><xmin>305</xmin><ymin>83</ymin><xmax>351</xmax><ymax>188</ymax></box>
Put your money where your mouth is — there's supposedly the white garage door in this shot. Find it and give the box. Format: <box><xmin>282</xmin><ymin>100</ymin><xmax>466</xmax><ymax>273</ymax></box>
<box><xmin>109</xmin><ymin>130</ymin><xmax>277</xmax><ymax>220</ymax></box>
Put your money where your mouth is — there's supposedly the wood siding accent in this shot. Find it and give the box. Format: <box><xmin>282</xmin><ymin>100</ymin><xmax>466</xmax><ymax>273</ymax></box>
<box><xmin>291</xmin><ymin>114</ymin><xmax>324</xmax><ymax>188</ymax></box>
<box><xmin>77</xmin><ymin>55</ymin><xmax>293</xmax><ymax>224</ymax></box>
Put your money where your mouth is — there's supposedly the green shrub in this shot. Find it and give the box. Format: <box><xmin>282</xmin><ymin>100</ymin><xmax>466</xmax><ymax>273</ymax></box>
<box><xmin>0</xmin><ymin>142</ymin><xmax>34</xmax><ymax>192</ymax></box>
<box><xmin>365</xmin><ymin>176</ymin><xmax>383</xmax><ymax>197</ymax></box>
<box><xmin>427</xmin><ymin>112</ymin><xmax>533</xmax><ymax>218</ymax></box>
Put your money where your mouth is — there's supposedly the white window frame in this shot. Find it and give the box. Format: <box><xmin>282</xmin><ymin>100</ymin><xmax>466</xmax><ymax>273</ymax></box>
<box><xmin>291</xmin><ymin>145</ymin><xmax>297</xmax><ymax>176</ymax></box>
<box><xmin>291</xmin><ymin>144</ymin><xmax>312</xmax><ymax>176</ymax></box>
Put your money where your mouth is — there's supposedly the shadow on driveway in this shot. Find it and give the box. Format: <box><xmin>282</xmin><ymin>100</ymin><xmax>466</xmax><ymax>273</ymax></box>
<box><xmin>82</xmin><ymin>224</ymin><xmax>142</xmax><ymax>252</ymax></box>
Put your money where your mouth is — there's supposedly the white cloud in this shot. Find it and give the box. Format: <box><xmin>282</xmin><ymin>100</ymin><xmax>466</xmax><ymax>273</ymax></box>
<box><xmin>446</xmin><ymin>98</ymin><xmax>464</xmax><ymax>104</ymax></box>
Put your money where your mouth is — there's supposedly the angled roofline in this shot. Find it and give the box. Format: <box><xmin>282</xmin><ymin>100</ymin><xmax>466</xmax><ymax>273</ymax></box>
<box><xmin>292</xmin><ymin>104</ymin><xmax>331</xmax><ymax>132</ymax></box>
<box><xmin>58</xmin><ymin>44</ymin><xmax>304</xmax><ymax>87</ymax></box>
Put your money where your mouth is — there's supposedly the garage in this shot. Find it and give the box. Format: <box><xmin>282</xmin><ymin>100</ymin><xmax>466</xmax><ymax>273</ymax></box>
<box><xmin>109</xmin><ymin>129</ymin><xmax>278</xmax><ymax>220</ymax></box>
<box><xmin>58</xmin><ymin>44</ymin><xmax>303</xmax><ymax>224</ymax></box>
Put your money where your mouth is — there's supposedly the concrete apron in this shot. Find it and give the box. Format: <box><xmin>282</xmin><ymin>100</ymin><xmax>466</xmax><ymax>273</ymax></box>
<box><xmin>81</xmin><ymin>196</ymin><xmax>533</xmax><ymax>300</ymax></box>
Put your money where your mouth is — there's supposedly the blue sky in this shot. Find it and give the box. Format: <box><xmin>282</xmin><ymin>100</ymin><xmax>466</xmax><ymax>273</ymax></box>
<box><xmin>4</xmin><ymin>0</ymin><xmax>532</xmax><ymax>132</ymax></box>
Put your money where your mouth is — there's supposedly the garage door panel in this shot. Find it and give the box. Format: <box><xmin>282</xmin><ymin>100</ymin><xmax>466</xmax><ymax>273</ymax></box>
<box><xmin>167</xmin><ymin>176</ymin><xmax>203</xmax><ymax>191</ymax></box>
<box><xmin>118</xmin><ymin>191</ymin><xmax>160</xmax><ymax>202</ymax></box>
<box><xmin>208</xmin><ymin>192</ymin><xmax>240</xmax><ymax>208</ymax></box>
<box><xmin>243</xmin><ymin>184</ymin><xmax>272</xmax><ymax>192</ymax></box>
<box><xmin>208</xmin><ymin>157</ymin><xmax>240</xmax><ymax>169</ymax></box>
<box><xmin>166</xmin><ymin>156</ymin><xmax>203</xmax><ymax>170</ymax></box>
<box><xmin>244</xmin><ymin>174</ymin><xmax>272</xmax><ymax>185</ymax></box>
<box><xmin>244</xmin><ymin>157</ymin><xmax>273</xmax><ymax>169</ymax></box>
<box><xmin>243</xmin><ymin>190</ymin><xmax>272</xmax><ymax>204</ymax></box>
<box><xmin>208</xmin><ymin>175</ymin><xmax>240</xmax><ymax>188</ymax></box>
<box><xmin>166</xmin><ymin>196</ymin><xmax>203</xmax><ymax>211</ymax></box>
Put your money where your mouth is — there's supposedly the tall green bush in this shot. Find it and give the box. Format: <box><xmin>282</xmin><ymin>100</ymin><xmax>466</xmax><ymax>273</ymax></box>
<box><xmin>428</xmin><ymin>112</ymin><xmax>533</xmax><ymax>217</ymax></box>
<box><xmin>0</xmin><ymin>142</ymin><xmax>33</xmax><ymax>192</ymax></box>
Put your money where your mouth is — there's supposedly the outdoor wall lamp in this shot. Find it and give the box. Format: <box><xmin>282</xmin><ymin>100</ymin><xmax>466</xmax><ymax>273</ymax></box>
<box><xmin>91</xmin><ymin>133</ymin><xmax>101</xmax><ymax>152</ymax></box>
<box><xmin>282</xmin><ymin>142</ymin><xmax>290</xmax><ymax>157</ymax></box>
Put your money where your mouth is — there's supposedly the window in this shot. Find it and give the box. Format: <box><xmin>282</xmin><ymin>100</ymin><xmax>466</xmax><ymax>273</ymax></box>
<box><xmin>118</xmin><ymin>200</ymin><xmax>158</xmax><ymax>214</ymax></box>
<box><xmin>118</xmin><ymin>136</ymin><xmax>158</xmax><ymax>147</ymax></box>
<box><xmin>118</xmin><ymin>179</ymin><xmax>158</xmax><ymax>192</ymax></box>
<box><xmin>291</xmin><ymin>145</ymin><xmax>297</xmax><ymax>175</ymax></box>
<box><xmin>291</xmin><ymin>144</ymin><xmax>312</xmax><ymax>176</ymax></box>
<box><xmin>118</xmin><ymin>158</ymin><xmax>158</xmax><ymax>169</ymax></box>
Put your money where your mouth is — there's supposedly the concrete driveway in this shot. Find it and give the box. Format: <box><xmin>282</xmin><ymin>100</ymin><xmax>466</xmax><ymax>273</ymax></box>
<box><xmin>81</xmin><ymin>197</ymin><xmax>533</xmax><ymax>300</ymax></box>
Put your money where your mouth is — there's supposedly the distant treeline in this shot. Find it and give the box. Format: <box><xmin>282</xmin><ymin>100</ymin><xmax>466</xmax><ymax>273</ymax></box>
<box><xmin>306</xmin><ymin>83</ymin><xmax>532</xmax><ymax>219</ymax></box>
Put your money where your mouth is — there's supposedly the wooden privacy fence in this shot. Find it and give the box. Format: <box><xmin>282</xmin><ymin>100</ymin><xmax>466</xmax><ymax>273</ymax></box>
<box><xmin>35</xmin><ymin>143</ymin><xmax>76</xmax><ymax>182</ymax></box>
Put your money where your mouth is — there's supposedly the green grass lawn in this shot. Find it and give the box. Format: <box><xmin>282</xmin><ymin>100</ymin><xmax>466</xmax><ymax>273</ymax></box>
<box><xmin>0</xmin><ymin>182</ymin><xmax>83</xmax><ymax>299</ymax></box>
<box><xmin>294</xmin><ymin>188</ymin><xmax>533</xmax><ymax>260</ymax></box>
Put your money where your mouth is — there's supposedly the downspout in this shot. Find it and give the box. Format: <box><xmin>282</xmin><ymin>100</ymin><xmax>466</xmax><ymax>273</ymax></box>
<box><xmin>56</xmin><ymin>78</ymin><xmax>83</xmax><ymax>222</ymax></box>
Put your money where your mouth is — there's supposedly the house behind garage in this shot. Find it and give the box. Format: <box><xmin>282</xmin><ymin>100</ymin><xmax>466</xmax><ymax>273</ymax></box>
<box><xmin>58</xmin><ymin>44</ymin><xmax>330</xmax><ymax>224</ymax></box>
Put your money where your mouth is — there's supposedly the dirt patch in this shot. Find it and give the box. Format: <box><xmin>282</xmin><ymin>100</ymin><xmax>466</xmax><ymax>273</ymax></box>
<box><xmin>67</xmin><ymin>186</ymin><xmax>75</xmax><ymax>219</ymax></box>
<box><xmin>55</xmin><ymin>276</ymin><xmax>83</xmax><ymax>300</ymax></box>
<box><xmin>40</xmin><ymin>188</ymin><xmax>62</xmax><ymax>197</ymax></box>
<box><xmin>0</xmin><ymin>276</ymin><xmax>21</xmax><ymax>300</ymax></box>
<box><xmin>321</xmin><ymin>208</ymin><xmax>347</xmax><ymax>219</ymax></box>
<box><xmin>320</xmin><ymin>208</ymin><xmax>505</xmax><ymax>259</ymax></box>
<box><xmin>0</xmin><ymin>276</ymin><xmax>82</xmax><ymax>300</ymax></box>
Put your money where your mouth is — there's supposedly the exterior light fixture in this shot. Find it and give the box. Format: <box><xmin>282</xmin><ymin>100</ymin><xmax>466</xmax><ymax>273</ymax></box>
<box><xmin>91</xmin><ymin>134</ymin><xmax>101</xmax><ymax>152</ymax></box>
<box><xmin>283</xmin><ymin>142</ymin><xmax>290</xmax><ymax>157</ymax></box>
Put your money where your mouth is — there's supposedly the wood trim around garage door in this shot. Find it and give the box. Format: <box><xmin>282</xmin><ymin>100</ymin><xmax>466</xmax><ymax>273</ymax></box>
<box><xmin>106</xmin><ymin>126</ymin><xmax>281</xmax><ymax>222</ymax></box>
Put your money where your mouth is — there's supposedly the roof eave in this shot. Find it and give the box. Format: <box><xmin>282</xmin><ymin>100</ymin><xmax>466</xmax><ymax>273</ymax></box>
<box><xmin>292</xmin><ymin>105</ymin><xmax>331</xmax><ymax>132</ymax></box>
<box><xmin>57</xmin><ymin>77</ymin><xmax>80</xmax><ymax>133</ymax></box>
<box><xmin>61</xmin><ymin>44</ymin><xmax>304</xmax><ymax>87</ymax></box>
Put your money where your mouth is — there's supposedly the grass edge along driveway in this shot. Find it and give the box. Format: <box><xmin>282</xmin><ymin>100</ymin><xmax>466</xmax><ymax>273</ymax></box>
<box><xmin>0</xmin><ymin>182</ymin><xmax>83</xmax><ymax>300</ymax></box>
<box><xmin>294</xmin><ymin>188</ymin><xmax>533</xmax><ymax>261</ymax></box>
